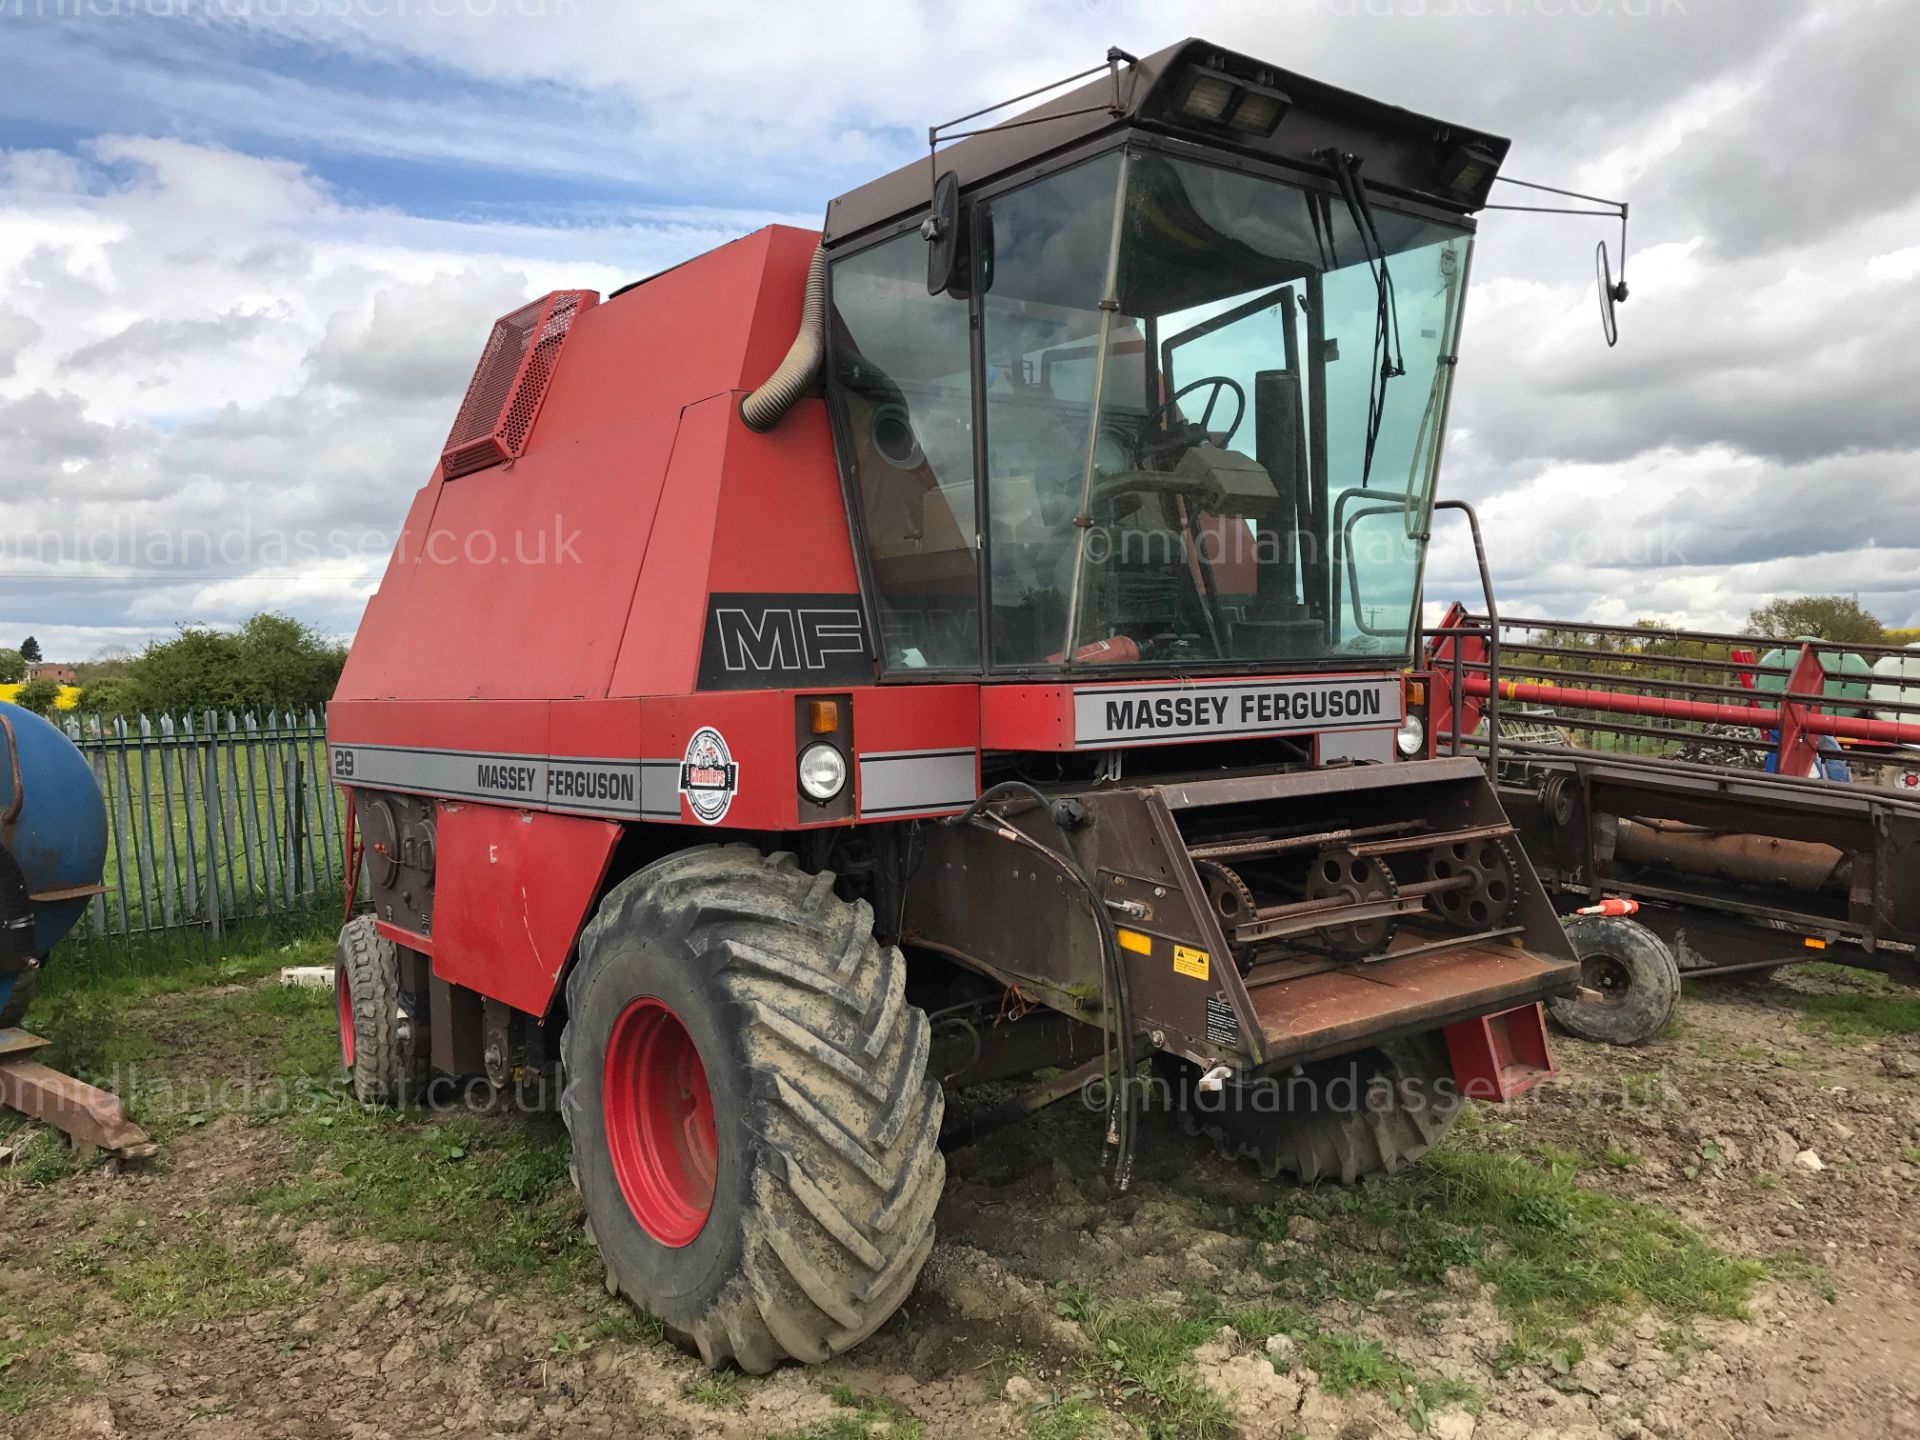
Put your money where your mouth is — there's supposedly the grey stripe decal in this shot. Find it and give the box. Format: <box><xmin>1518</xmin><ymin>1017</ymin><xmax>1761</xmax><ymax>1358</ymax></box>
<box><xmin>329</xmin><ymin>743</ymin><xmax>680</xmax><ymax>821</ymax></box>
<box><xmin>858</xmin><ymin>748</ymin><xmax>977</xmax><ymax>818</ymax></box>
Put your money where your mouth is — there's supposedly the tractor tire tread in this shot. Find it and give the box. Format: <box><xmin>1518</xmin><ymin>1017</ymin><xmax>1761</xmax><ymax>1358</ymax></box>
<box><xmin>1179</xmin><ymin>1034</ymin><xmax>1461</xmax><ymax>1185</ymax></box>
<box><xmin>336</xmin><ymin>915</ymin><xmax>425</xmax><ymax>1105</ymax></box>
<box><xmin>561</xmin><ymin>843</ymin><xmax>943</xmax><ymax>1373</ymax></box>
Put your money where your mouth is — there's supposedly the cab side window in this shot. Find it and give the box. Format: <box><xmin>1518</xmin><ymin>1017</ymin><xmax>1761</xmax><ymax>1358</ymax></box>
<box><xmin>828</xmin><ymin>234</ymin><xmax>979</xmax><ymax>671</ymax></box>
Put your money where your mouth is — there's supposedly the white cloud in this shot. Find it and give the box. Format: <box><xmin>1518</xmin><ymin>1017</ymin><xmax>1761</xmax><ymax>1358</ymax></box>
<box><xmin>0</xmin><ymin>135</ymin><xmax>793</xmax><ymax>658</ymax></box>
<box><xmin>2</xmin><ymin>0</ymin><xmax>1917</xmax><ymax>658</ymax></box>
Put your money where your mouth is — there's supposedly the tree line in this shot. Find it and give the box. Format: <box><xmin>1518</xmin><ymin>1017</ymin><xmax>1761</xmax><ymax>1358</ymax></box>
<box><xmin>1</xmin><ymin>614</ymin><xmax>347</xmax><ymax>719</ymax></box>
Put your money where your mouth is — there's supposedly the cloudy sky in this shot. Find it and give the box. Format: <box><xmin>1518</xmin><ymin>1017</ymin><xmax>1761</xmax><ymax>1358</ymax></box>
<box><xmin>1</xmin><ymin>0</ymin><xmax>1916</xmax><ymax>661</ymax></box>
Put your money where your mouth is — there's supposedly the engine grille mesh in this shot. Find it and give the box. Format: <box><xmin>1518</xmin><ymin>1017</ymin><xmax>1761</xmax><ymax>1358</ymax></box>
<box><xmin>441</xmin><ymin>290</ymin><xmax>597</xmax><ymax>479</ymax></box>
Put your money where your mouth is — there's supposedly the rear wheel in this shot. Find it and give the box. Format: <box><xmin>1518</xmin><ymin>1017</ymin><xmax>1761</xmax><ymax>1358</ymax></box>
<box><xmin>562</xmin><ymin>845</ymin><xmax>944</xmax><ymax>1372</ymax></box>
<box><xmin>1163</xmin><ymin>1033</ymin><xmax>1461</xmax><ymax>1185</ymax></box>
<box><xmin>335</xmin><ymin>915</ymin><xmax>426</xmax><ymax>1104</ymax></box>
<box><xmin>1547</xmin><ymin>914</ymin><xmax>1679</xmax><ymax>1046</ymax></box>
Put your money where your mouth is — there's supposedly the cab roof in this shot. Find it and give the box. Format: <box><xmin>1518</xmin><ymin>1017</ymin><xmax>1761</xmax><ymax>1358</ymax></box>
<box><xmin>823</xmin><ymin>37</ymin><xmax>1510</xmax><ymax>249</ymax></box>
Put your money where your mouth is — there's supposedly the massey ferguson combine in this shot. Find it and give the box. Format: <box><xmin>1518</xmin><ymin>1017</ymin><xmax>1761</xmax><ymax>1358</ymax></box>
<box><xmin>327</xmin><ymin>40</ymin><xmax>1581</xmax><ymax>1371</ymax></box>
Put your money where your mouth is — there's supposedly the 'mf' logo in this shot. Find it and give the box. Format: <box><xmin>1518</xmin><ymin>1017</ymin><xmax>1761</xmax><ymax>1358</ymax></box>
<box><xmin>717</xmin><ymin>607</ymin><xmax>863</xmax><ymax>672</ymax></box>
<box><xmin>698</xmin><ymin>594</ymin><xmax>872</xmax><ymax>689</ymax></box>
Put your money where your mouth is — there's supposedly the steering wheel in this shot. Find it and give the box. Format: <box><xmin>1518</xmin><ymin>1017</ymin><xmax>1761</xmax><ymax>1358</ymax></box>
<box><xmin>1146</xmin><ymin>376</ymin><xmax>1246</xmax><ymax>454</ymax></box>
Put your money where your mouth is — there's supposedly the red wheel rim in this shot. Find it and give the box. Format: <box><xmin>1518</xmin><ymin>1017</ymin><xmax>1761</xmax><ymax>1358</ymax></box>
<box><xmin>336</xmin><ymin>963</ymin><xmax>356</xmax><ymax>1068</ymax></box>
<box><xmin>602</xmin><ymin>998</ymin><xmax>717</xmax><ymax>1247</ymax></box>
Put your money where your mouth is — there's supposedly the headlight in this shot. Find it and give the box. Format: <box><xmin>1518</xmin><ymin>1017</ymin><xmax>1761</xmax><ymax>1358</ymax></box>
<box><xmin>798</xmin><ymin>743</ymin><xmax>848</xmax><ymax>802</ymax></box>
<box><xmin>1395</xmin><ymin>713</ymin><xmax>1426</xmax><ymax>758</ymax></box>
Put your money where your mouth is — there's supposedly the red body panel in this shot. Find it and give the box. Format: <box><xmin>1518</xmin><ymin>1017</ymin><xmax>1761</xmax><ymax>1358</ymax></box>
<box><xmin>334</xmin><ymin>225</ymin><xmax>828</xmax><ymax>708</ymax></box>
<box><xmin>431</xmin><ymin>803</ymin><xmax>621</xmax><ymax>1016</ymax></box>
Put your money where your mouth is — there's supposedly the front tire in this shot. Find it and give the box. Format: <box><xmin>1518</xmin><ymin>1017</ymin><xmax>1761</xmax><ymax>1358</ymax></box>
<box><xmin>562</xmin><ymin>846</ymin><xmax>944</xmax><ymax>1372</ymax></box>
<box><xmin>1163</xmin><ymin>1033</ymin><xmax>1462</xmax><ymax>1185</ymax></box>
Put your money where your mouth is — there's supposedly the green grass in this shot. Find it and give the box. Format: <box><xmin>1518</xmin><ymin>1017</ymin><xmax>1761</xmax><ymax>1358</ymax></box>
<box><xmin>1252</xmin><ymin>1142</ymin><xmax>1765</xmax><ymax>1357</ymax></box>
<box><xmin>0</xmin><ymin>1216</ymin><xmax>306</xmax><ymax>1415</ymax></box>
<box><xmin>0</xmin><ymin>1331</ymin><xmax>81</xmax><ymax>1418</ymax></box>
<box><xmin>1754</xmin><ymin>963</ymin><xmax>1920</xmax><ymax>1038</ymax></box>
<box><xmin>32</xmin><ymin>936</ymin><xmax>336</xmax><ymax>1081</ymax></box>
<box><xmin>1618</xmin><ymin>1071</ymin><xmax>1667</xmax><ymax>1105</ymax></box>
<box><xmin>0</xmin><ymin>1118</ymin><xmax>86</xmax><ymax>1185</ymax></box>
<box><xmin>1183</xmin><ymin>1295</ymin><xmax>1479</xmax><ymax>1429</ymax></box>
<box><xmin>1050</xmin><ymin>1287</ymin><xmax>1478</xmax><ymax>1440</ymax></box>
<box><xmin>770</xmin><ymin>1384</ymin><xmax>925</xmax><ymax>1440</ymax></box>
<box><xmin>1302</xmin><ymin>1330</ymin><xmax>1480</xmax><ymax>1429</ymax></box>
<box><xmin>1025</xmin><ymin>1398</ymin><xmax>1109</xmax><ymax>1440</ymax></box>
<box><xmin>49</xmin><ymin>1211</ymin><xmax>304</xmax><ymax>1323</ymax></box>
<box><xmin>16</xmin><ymin>939</ymin><xmax>589</xmax><ymax>1288</ymax></box>
<box><xmin>684</xmin><ymin>1371</ymin><xmax>750</xmax><ymax>1407</ymax></box>
<box><xmin>1782</xmin><ymin>991</ymin><xmax>1920</xmax><ymax>1038</ymax></box>
<box><xmin>249</xmin><ymin>1098</ymin><xmax>590</xmax><ymax>1289</ymax></box>
<box><xmin>107</xmin><ymin>1230</ymin><xmax>304</xmax><ymax>1322</ymax></box>
<box><xmin>588</xmin><ymin>1307</ymin><xmax>666</xmax><ymax>1345</ymax></box>
<box><xmin>0</xmin><ymin>946</ymin><xmax>348</xmax><ymax>1192</ymax></box>
<box><xmin>33</xmin><ymin>936</ymin><xmax>597</xmax><ymax>1292</ymax></box>
<box><xmin>0</xmin><ymin>930</ymin><xmax>692</xmax><ymax>1431</ymax></box>
<box><xmin>1054</xmin><ymin>1284</ymin><xmax>1233</xmax><ymax>1440</ymax></box>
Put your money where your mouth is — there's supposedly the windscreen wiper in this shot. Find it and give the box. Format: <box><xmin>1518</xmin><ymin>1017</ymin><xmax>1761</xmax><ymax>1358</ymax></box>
<box><xmin>1319</xmin><ymin>150</ymin><xmax>1404</xmax><ymax>489</ymax></box>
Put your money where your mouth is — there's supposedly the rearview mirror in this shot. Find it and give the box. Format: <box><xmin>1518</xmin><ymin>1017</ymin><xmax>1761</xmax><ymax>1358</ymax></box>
<box><xmin>924</xmin><ymin>170</ymin><xmax>965</xmax><ymax>296</ymax></box>
<box><xmin>1596</xmin><ymin>240</ymin><xmax>1628</xmax><ymax>348</ymax></box>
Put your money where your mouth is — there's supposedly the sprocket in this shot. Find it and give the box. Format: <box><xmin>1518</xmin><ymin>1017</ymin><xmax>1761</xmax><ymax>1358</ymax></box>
<box><xmin>1304</xmin><ymin>846</ymin><xmax>1399</xmax><ymax>960</ymax></box>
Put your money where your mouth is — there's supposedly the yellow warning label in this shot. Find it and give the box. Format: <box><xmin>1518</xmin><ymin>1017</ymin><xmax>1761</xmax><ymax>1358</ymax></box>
<box><xmin>1173</xmin><ymin>945</ymin><xmax>1210</xmax><ymax>981</ymax></box>
<box><xmin>1117</xmin><ymin>928</ymin><xmax>1152</xmax><ymax>955</ymax></box>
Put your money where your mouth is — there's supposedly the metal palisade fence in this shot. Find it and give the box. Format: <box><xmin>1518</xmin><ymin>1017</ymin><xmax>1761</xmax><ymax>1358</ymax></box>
<box><xmin>58</xmin><ymin>710</ymin><xmax>352</xmax><ymax>975</ymax></box>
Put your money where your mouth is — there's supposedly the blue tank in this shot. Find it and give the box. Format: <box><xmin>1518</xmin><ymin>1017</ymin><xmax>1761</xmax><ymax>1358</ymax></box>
<box><xmin>0</xmin><ymin>701</ymin><xmax>108</xmax><ymax>1019</ymax></box>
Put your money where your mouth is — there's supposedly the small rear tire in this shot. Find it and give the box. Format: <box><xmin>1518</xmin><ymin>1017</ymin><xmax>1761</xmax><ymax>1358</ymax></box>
<box><xmin>1162</xmin><ymin>1032</ymin><xmax>1462</xmax><ymax>1185</ymax></box>
<box><xmin>1546</xmin><ymin>915</ymin><xmax>1680</xmax><ymax>1047</ymax></box>
<box><xmin>563</xmin><ymin>845</ymin><xmax>944</xmax><ymax>1372</ymax></box>
<box><xmin>335</xmin><ymin>915</ymin><xmax>426</xmax><ymax>1104</ymax></box>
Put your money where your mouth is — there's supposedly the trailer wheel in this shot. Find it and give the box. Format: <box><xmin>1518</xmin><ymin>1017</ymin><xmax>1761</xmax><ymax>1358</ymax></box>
<box><xmin>335</xmin><ymin>915</ymin><xmax>426</xmax><ymax>1104</ymax></box>
<box><xmin>0</xmin><ymin>961</ymin><xmax>37</xmax><ymax>1029</ymax></box>
<box><xmin>1546</xmin><ymin>915</ymin><xmax>1679</xmax><ymax>1047</ymax></box>
<box><xmin>1163</xmin><ymin>1033</ymin><xmax>1461</xmax><ymax>1185</ymax></box>
<box><xmin>562</xmin><ymin>845</ymin><xmax>944</xmax><ymax>1373</ymax></box>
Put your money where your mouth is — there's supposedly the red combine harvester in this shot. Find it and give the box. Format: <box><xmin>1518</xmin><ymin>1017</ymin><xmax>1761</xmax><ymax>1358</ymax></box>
<box><xmin>328</xmin><ymin>40</ymin><xmax>1581</xmax><ymax>1370</ymax></box>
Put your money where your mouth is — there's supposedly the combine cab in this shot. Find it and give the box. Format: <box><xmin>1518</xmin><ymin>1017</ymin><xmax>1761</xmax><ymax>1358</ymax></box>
<box><xmin>328</xmin><ymin>39</ymin><xmax>1579</xmax><ymax>1370</ymax></box>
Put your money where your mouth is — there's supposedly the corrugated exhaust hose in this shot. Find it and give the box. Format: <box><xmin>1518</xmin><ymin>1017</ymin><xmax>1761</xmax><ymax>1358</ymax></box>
<box><xmin>739</xmin><ymin>244</ymin><xmax>827</xmax><ymax>432</ymax></box>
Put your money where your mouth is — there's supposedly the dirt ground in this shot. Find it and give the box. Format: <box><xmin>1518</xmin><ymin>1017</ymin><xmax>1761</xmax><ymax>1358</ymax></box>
<box><xmin>2</xmin><ymin>960</ymin><xmax>1917</xmax><ymax>1440</ymax></box>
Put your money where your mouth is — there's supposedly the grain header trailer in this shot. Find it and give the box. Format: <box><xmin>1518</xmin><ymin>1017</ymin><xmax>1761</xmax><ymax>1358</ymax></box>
<box><xmin>1427</xmin><ymin>607</ymin><xmax>1920</xmax><ymax>1043</ymax></box>
<box><xmin>327</xmin><ymin>40</ymin><xmax>1581</xmax><ymax>1371</ymax></box>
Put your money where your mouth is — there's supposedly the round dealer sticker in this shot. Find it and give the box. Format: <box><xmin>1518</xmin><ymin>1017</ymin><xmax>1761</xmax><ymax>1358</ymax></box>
<box><xmin>679</xmin><ymin>727</ymin><xmax>739</xmax><ymax>825</ymax></box>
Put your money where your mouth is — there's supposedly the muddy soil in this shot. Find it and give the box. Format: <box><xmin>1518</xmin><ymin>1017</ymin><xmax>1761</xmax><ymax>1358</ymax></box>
<box><xmin>3</xmin><ymin>967</ymin><xmax>1916</xmax><ymax>1440</ymax></box>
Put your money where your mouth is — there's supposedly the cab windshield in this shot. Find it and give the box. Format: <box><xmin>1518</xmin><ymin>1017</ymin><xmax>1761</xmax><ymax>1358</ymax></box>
<box><xmin>828</xmin><ymin>145</ymin><xmax>1472</xmax><ymax>673</ymax></box>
